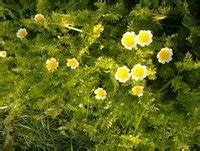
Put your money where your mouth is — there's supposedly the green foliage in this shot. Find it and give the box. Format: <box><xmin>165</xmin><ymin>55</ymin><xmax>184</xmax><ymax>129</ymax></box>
<box><xmin>0</xmin><ymin>0</ymin><xmax>200</xmax><ymax>150</ymax></box>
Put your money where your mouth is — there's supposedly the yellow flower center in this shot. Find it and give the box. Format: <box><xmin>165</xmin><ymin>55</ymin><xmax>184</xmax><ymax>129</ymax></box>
<box><xmin>159</xmin><ymin>49</ymin><xmax>170</xmax><ymax>60</ymax></box>
<box><xmin>93</xmin><ymin>25</ymin><xmax>103</xmax><ymax>35</ymax></box>
<box><xmin>18</xmin><ymin>30</ymin><xmax>26</xmax><ymax>37</ymax></box>
<box><xmin>138</xmin><ymin>32</ymin><xmax>150</xmax><ymax>43</ymax></box>
<box><xmin>124</xmin><ymin>35</ymin><xmax>135</xmax><ymax>47</ymax></box>
<box><xmin>132</xmin><ymin>86</ymin><xmax>143</xmax><ymax>95</ymax></box>
<box><xmin>97</xmin><ymin>90</ymin><xmax>106</xmax><ymax>97</ymax></box>
<box><xmin>132</xmin><ymin>66</ymin><xmax>144</xmax><ymax>78</ymax></box>
<box><xmin>35</xmin><ymin>15</ymin><xmax>44</xmax><ymax>22</ymax></box>
<box><xmin>68</xmin><ymin>59</ymin><xmax>78</xmax><ymax>68</ymax></box>
<box><xmin>118</xmin><ymin>69</ymin><xmax>129</xmax><ymax>80</ymax></box>
<box><xmin>48</xmin><ymin>60</ymin><xmax>57</xmax><ymax>69</ymax></box>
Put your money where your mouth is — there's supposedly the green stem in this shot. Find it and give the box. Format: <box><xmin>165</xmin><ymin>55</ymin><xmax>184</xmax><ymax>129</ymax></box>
<box><xmin>99</xmin><ymin>129</ymin><xmax>110</xmax><ymax>144</ymax></box>
<box><xmin>158</xmin><ymin>79</ymin><xmax>172</xmax><ymax>92</ymax></box>
<box><xmin>3</xmin><ymin>124</ymin><xmax>14</xmax><ymax>151</ymax></box>
<box><xmin>64</xmin><ymin>25</ymin><xmax>82</xmax><ymax>33</ymax></box>
<box><xmin>133</xmin><ymin>109</ymin><xmax>146</xmax><ymax>136</ymax></box>
<box><xmin>0</xmin><ymin>106</ymin><xmax>9</xmax><ymax>110</ymax></box>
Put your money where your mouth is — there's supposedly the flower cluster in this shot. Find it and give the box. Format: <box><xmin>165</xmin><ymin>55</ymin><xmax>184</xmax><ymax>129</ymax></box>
<box><xmin>121</xmin><ymin>30</ymin><xmax>153</xmax><ymax>50</ymax></box>
<box><xmin>114</xmin><ymin>64</ymin><xmax>147</xmax><ymax>83</ymax></box>
<box><xmin>121</xmin><ymin>31</ymin><xmax>173</xmax><ymax>64</ymax></box>
<box><xmin>115</xmin><ymin>64</ymin><xmax>147</xmax><ymax>97</ymax></box>
<box><xmin>46</xmin><ymin>58</ymin><xmax>79</xmax><ymax>72</ymax></box>
<box><xmin>16</xmin><ymin>14</ymin><xmax>45</xmax><ymax>39</ymax></box>
<box><xmin>16</xmin><ymin>16</ymin><xmax>81</xmax><ymax>72</ymax></box>
<box><xmin>15</xmin><ymin>17</ymin><xmax>173</xmax><ymax>100</ymax></box>
<box><xmin>118</xmin><ymin>30</ymin><xmax>173</xmax><ymax>97</ymax></box>
<box><xmin>93</xmin><ymin>29</ymin><xmax>174</xmax><ymax>99</ymax></box>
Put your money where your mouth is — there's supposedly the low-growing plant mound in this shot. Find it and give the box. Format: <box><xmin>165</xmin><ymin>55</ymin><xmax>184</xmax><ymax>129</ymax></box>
<box><xmin>0</xmin><ymin>0</ymin><xmax>200</xmax><ymax>150</ymax></box>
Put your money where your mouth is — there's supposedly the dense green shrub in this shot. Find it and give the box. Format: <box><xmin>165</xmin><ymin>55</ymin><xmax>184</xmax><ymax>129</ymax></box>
<box><xmin>0</xmin><ymin>0</ymin><xmax>200</xmax><ymax>150</ymax></box>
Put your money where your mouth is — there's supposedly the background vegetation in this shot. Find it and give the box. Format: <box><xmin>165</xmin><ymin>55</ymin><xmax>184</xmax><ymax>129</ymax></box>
<box><xmin>0</xmin><ymin>0</ymin><xmax>200</xmax><ymax>150</ymax></box>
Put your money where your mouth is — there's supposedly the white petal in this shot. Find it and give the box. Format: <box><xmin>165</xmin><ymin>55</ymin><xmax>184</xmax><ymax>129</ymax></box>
<box><xmin>137</xmin><ymin>93</ymin><xmax>143</xmax><ymax>97</ymax></box>
<box><xmin>46</xmin><ymin>60</ymin><xmax>50</xmax><ymax>64</ymax></box>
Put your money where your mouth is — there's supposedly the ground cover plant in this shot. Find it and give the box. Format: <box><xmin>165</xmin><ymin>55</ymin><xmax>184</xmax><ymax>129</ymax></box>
<box><xmin>0</xmin><ymin>0</ymin><xmax>200</xmax><ymax>150</ymax></box>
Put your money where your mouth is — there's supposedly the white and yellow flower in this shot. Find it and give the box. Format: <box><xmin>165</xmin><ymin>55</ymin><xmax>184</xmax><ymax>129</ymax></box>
<box><xmin>132</xmin><ymin>86</ymin><xmax>144</xmax><ymax>97</ymax></box>
<box><xmin>94</xmin><ymin>87</ymin><xmax>107</xmax><ymax>100</ymax></box>
<box><xmin>121</xmin><ymin>32</ymin><xmax>137</xmax><ymax>50</ymax></box>
<box><xmin>137</xmin><ymin>30</ymin><xmax>153</xmax><ymax>46</ymax></box>
<box><xmin>131</xmin><ymin>64</ymin><xmax>147</xmax><ymax>81</ymax></box>
<box><xmin>16</xmin><ymin>28</ymin><xmax>27</xmax><ymax>39</ymax></box>
<box><xmin>115</xmin><ymin>66</ymin><xmax>131</xmax><ymax>83</ymax></box>
<box><xmin>67</xmin><ymin>58</ymin><xmax>79</xmax><ymax>69</ymax></box>
<box><xmin>157</xmin><ymin>47</ymin><xmax>173</xmax><ymax>64</ymax></box>
<box><xmin>93</xmin><ymin>24</ymin><xmax>104</xmax><ymax>37</ymax></box>
<box><xmin>34</xmin><ymin>14</ymin><xmax>45</xmax><ymax>22</ymax></box>
<box><xmin>0</xmin><ymin>51</ymin><xmax>7</xmax><ymax>58</ymax></box>
<box><xmin>46</xmin><ymin>58</ymin><xmax>59</xmax><ymax>71</ymax></box>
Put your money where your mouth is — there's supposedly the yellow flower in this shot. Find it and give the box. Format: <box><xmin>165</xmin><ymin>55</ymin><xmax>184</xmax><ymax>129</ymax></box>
<box><xmin>46</xmin><ymin>58</ymin><xmax>59</xmax><ymax>71</ymax></box>
<box><xmin>131</xmin><ymin>64</ymin><xmax>147</xmax><ymax>81</ymax></box>
<box><xmin>94</xmin><ymin>87</ymin><xmax>107</xmax><ymax>100</ymax></box>
<box><xmin>157</xmin><ymin>47</ymin><xmax>173</xmax><ymax>64</ymax></box>
<box><xmin>137</xmin><ymin>30</ymin><xmax>153</xmax><ymax>46</ymax></box>
<box><xmin>115</xmin><ymin>66</ymin><xmax>131</xmax><ymax>83</ymax></box>
<box><xmin>67</xmin><ymin>58</ymin><xmax>79</xmax><ymax>69</ymax></box>
<box><xmin>16</xmin><ymin>28</ymin><xmax>27</xmax><ymax>39</ymax></box>
<box><xmin>0</xmin><ymin>51</ymin><xmax>7</xmax><ymax>58</ymax></box>
<box><xmin>34</xmin><ymin>14</ymin><xmax>45</xmax><ymax>22</ymax></box>
<box><xmin>93</xmin><ymin>24</ymin><xmax>104</xmax><ymax>37</ymax></box>
<box><xmin>121</xmin><ymin>32</ymin><xmax>137</xmax><ymax>50</ymax></box>
<box><xmin>132</xmin><ymin>86</ymin><xmax>144</xmax><ymax>97</ymax></box>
